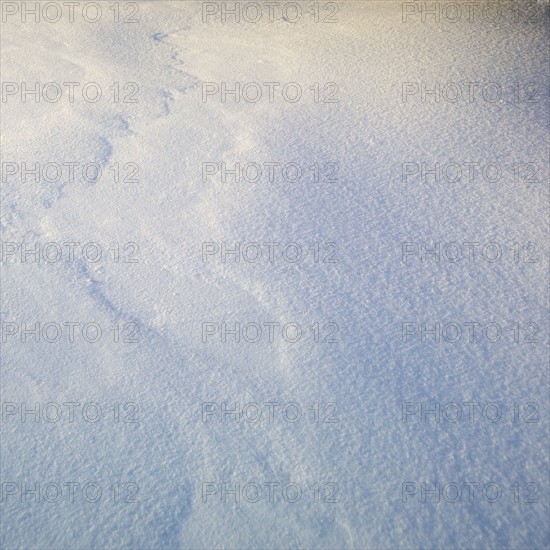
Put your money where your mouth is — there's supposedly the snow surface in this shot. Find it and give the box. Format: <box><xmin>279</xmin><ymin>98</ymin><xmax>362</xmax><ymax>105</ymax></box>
<box><xmin>0</xmin><ymin>1</ymin><xmax>549</xmax><ymax>548</ymax></box>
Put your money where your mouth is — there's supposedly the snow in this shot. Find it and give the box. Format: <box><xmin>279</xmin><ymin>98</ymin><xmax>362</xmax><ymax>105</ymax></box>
<box><xmin>0</xmin><ymin>1</ymin><xmax>549</xmax><ymax>548</ymax></box>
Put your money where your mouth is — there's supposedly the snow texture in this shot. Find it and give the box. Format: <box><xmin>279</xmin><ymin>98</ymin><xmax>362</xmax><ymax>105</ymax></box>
<box><xmin>0</xmin><ymin>1</ymin><xmax>549</xmax><ymax>548</ymax></box>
